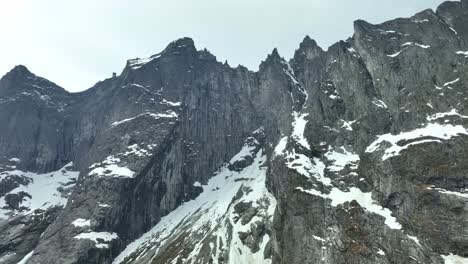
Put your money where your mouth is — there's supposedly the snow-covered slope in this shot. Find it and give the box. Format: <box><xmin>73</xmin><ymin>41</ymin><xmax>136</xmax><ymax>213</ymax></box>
<box><xmin>0</xmin><ymin>162</ymin><xmax>78</xmax><ymax>219</ymax></box>
<box><xmin>114</xmin><ymin>132</ymin><xmax>276</xmax><ymax>264</ymax></box>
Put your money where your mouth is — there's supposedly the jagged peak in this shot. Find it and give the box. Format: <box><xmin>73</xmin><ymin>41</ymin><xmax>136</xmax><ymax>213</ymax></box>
<box><xmin>235</xmin><ymin>64</ymin><xmax>249</xmax><ymax>72</ymax></box>
<box><xmin>126</xmin><ymin>37</ymin><xmax>197</xmax><ymax>70</ymax></box>
<box><xmin>263</xmin><ymin>48</ymin><xmax>283</xmax><ymax>63</ymax></box>
<box><xmin>353</xmin><ymin>19</ymin><xmax>375</xmax><ymax>34</ymax></box>
<box><xmin>438</xmin><ymin>0</ymin><xmax>468</xmax><ymax>12</ymax></box>
<box><xmin>198</xmin><ymin>47</ymin><xmax>217</xmax><ymax>61</ymax></box>
<box><xmin>270</xmin><ymin>48</ymin><xmax>281</xmax><ymax>59</ymax></box>
<box><xmin>436</xmin><ymin>0</ymin><xmax>468</xmax><ymax>23</ymax></box>
<box><xmin>353</xmin><ymin>6</ymin><xmax>437</xmax><ymax>37</ymax></box>
<box><xmin>11</xmin><ymin>64</ymin><xmax>30</xmax><ymax>73</ymax></box>
<box><xmin>300</xmin><ymin>35</ymin><xmax>320</xmax><ymax>49</ymax></box>
<box><xmin>4</xmin><ymin>65</ymin><xmax>34</xmax><ymax>79</ymax></box>
<box><xmin>0</xmin><ymin>65</ymin><xmax>67</xmax><ymax>95</ymax></box>
<box><xmin>168</xmin><ymin>37</ymin><xmax>195</xmax><ymax>49</ymax></box>
<box><xmin>1</xmin><ymin>65</ymin><xmax>41</xmax><ymax>87</ymax></box>
<box><xmin>411</xmin><ymin>8</ymin><xmax>437</xmax><ymax>22</ymax></box>
<box><xmin>437</xmin><ymin>0</ymin><xmax>459</xmax><ymax>12</ymax></box>
<box><xmin>293</xmin><ymin>35</ymin><xmax>324</xmax><ymax>62</ymax></box>
<box><xmin>164</xmin><ymin>37</ymin><xmax>197</xmax><ymax>54</ymax></box>
<box><xmin>258</xmin><ymin>48</ymin><xmax>286</xmax><ymax>70</ymax></box>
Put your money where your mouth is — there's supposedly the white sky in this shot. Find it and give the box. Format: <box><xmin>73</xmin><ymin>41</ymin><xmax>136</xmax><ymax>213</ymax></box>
<box><xmin>0</xmin><ymin>0</ymin><xmax>449</xmax><ymax>92</ymax></box>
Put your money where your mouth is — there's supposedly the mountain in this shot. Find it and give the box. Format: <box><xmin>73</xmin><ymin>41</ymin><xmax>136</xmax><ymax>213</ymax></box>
<box><xmin>1</xmin><ymin>1</ymin><xmax>468</xmax><ymax>263</ymax></box>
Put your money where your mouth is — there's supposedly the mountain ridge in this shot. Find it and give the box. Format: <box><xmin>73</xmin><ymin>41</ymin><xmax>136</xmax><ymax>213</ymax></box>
<box><xmin>1</xmin><ymin>0</ymin><xmax>468</xmax><ymax>263</ymax></box>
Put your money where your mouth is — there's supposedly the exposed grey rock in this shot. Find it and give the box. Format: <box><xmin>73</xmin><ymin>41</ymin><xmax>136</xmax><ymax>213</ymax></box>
<box><xmin>268</xmin><ymin>2</ymin><xmax>468</xmax><ymax>263</ymax></box>
<box><xmin>0</xmin><ymin>1</ymin><xmax>467</xmax><ymax>263</ymax></box>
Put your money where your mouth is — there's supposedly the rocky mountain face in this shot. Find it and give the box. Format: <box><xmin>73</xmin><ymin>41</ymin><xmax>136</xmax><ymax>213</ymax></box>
<box><xmin>1</xmin><ymin>1</ymin><xmax>468</xmax><ymax>263</ymax></box>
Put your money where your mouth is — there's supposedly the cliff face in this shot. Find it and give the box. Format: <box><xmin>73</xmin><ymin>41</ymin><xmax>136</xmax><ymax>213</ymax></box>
<box><xmin>1</xmin><ymin>1</ymin><xmax>468</xmax><ymax>264</ymax></box>
<box><xmin>269</xmin><ymin>3</ymin><xmax>468</xmax><ymax>263</ymax></box>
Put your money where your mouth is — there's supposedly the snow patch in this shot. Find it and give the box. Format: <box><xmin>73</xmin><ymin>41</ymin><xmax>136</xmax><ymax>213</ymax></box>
<box><xmin>313</xmin><ymin>235</ymin><xmax>326</xmax><ymax>242</ymax></box>
<box><xmin>387</xmin><ymin>49</ymin><xmax>405</xmax><ymax>58</ymax></box>
<box><xmin>427</xmin><ymin>109</ymin><xmax>468</xmax><ymax>121</ymax></box>
<box><xmin>427</xmin><ymin>186</ymin><xmax>468</xmax><ymax>199</ymax></box>
<box><xmin>286</xmin><ymin>152</ymin><xmax>331</xmax><ymax>186</ymax></box>
<box><xmin>401</xmin><ymin>42</ymin><xmax>430</xmax><ymax>49</ymax></box>
<box><xmin>294</xmin><ymin>143</ymin><xmax>400</xmax><ymax>230</ymax></box>
<box><xmin>292</xmin><ymin>112</ymin><xmax>310</xmax><ymax>149</ymax></box>
<box><xmin>413</xmin><ymin>19</ymin><xmax>429</xmax><ymax>23</ymax></box>
<box><xmin>378</xmin><ymin>29</ymin><xmax>401</xmax><ymax>35</ymax></box>
<box><xmin>347</xmin><ymin>47</ymin><xmax>360</xmax><ymax>58</ymax></box>
<box><xmin>442</xmin><ymin>254</ymin><xmax>468</xmax><ymax>264</ymax></box>
<box><xmin>229</xmin><ymin>141</ymin><xmax>257</xmax><ymax>164</ymax></box>
<box><xmin>341</xmin><ymin>120</ymin><xmax>356</xmax><ymax>131</ymax></box>
<box><xmin>297</xmin><ymin>187</ymin><xmax>401</xmax><ymax>229</ymax></box>
<box><xmin>373</xmin><ymin>99</ymin><xmax>388</xmax><ymax>109</ymax></box>
<box><xmin>89</xmin><ymin>156</ymin><xmax>135</xmax><ymax>178</ymax></box>
<box><xmin>365</xmin><ymin>123</ymin><xmax>468</xmax><ymax>160</ymax></box>
<box><xmin>280</xmin><ymin>60</ymin><xmax>308</xmax><ymax>106</ymax></box>
<box><xmin>122</xmin><ymin>144</ymin><xmax>151</xmax><ymax>157</ymax></box>
<box><xmin>111</xmin><ymin>111</ymin><xmax>178</xmax><ymax>128</ymax></box>
<box><xmin>75</xmin><ymin>232</ymin><xmax>119</xmax><ymax>249</ymax></box>
<box><xmin>325</xmin><ymin>147</ymin><xmax>360</xmax><ymax>172</ymax></box>
<box><xmin>17</xmin><ymin>250</ymin><xmax>34</xmax><ymax>264</ymax></box>
<box><xmin>281</xmin><ymin>60</ymin><xmax>300</xmax><ymax>85</ymax></box>
<box><xmin>8</xmin><ymin>158</ymin><xmax>20</xmax><ymax>163</ymax></box>
<box><xmin>408</xmin><ymin>235</ymin><xmax>421</xmax><ymax>246</ymax></box>
<box><xmin>128</xmin><ymin>54</ymin><xmax>162</xmax><ymax>69</ymax></box>
<box><xmin>0</xmin><ymin>163</ymin><xmax>78</xmax><ymax>219</ymax></box>
<box><xmin>274</xmin><ymin>137</ymin><xmax>288</xmax><ymax>157</ymax></box>
<box><xmin>122</xmin><ymin>83</ymin><xmax>155</xmax><ymax>95</ymax></box>
<box><xmin>161</xmin><ymin>99</ymin><xmax>182</xmax><ymax>107</ymax></box>
<box><xmin>456</xmin><ymin>51</ymin><xmax>468</xmax><ymax>57</ymax></box>
<box><xmin>444</xmin><ymin>78</ymin><xmax>460</xmax><ymax>88</ymax></box>
<box><xmin>72</xmin><ymin>218</ymin><xmax>91</xmax><ymax>227</ymax></box>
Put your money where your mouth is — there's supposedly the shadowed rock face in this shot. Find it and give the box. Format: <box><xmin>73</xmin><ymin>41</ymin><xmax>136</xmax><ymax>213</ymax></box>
<box><xmin>1</xmin><ymin>1</ymin><xmax>468</xmax><ymax>264</ymax></box>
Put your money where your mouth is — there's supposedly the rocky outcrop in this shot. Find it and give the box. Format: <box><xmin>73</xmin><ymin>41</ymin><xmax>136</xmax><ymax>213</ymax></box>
<box><xmin>0</xmin><ymin>1</ymin><xmax>467</xmax><ymax>263</ymax></box>
<box><xmin>0</xmin><ymin>65</ymin><xmax>73</xmax><ymax>173</ymax></box>
<box><xmin>269</xmin><ymin>1</ymin><xmax>468</xmax><ymax>263</ymax></box>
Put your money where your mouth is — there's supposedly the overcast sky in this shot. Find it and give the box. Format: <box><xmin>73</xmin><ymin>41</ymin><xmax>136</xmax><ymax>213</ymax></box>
<box><xmin>0</xmin><ymin>0</ymin><xmax>450</xmax><ymax>92</ymax></box>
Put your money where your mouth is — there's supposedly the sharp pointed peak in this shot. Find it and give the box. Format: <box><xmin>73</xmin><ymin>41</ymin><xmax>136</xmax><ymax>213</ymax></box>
<box><xmin>263</xmin><ymin>48</ymin><xmax>283</xmax><ymax>63</ymax></box>
<box><xmin>270</xmin><ymin>48</ymin><xmax>281</xmax><ymax>58</ymax></box>
<box><xmin>0</xmin><ymin>65</ymin><xmax>67</xmax><ymax>94</ymax></box>
<box><xmin>301</xmin><ymin>35</ymin><xmax>319</xmax><ymax>48</ymax></box>
<box><xmin>198</xmin><ymin>47</ymin><xmax>217</xmax><ymax>61</ymax></box>
<box><xmin>1</xmin><ymin>65</ymin><xmax>35</xmax><ymax>81</ymax></box>
<box><xmin>9</xmin><ymin>65</ymin><xmax>33</xmax><ymax>76</ymax></box>
<box><xmin>166</xmin><ymin>37</ymin><xmax>196</xmax><ymax>50</ymax></box>
<box><xmin>126</xmin><ymin>37</ymin><xmax>197</xmax><ymax>70</ymax></box>
<box><xmin>298</xmin><ymin>35</ymin><xmax>323</xmax><ymax>52</ymax></box>
<box><xmin>259</xmin><ymin>48</ymin><xmax>287</xmax><ymax>70</ymax></box>
<box><xmin>353</xmin><ymin>19</ymin><xmax>372</xmax><ymax>30</ymax></box>
<box><xmin>293</xmin><ymin>36</ymin><xmax>324</xmax><ymax>62</ymax></box>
